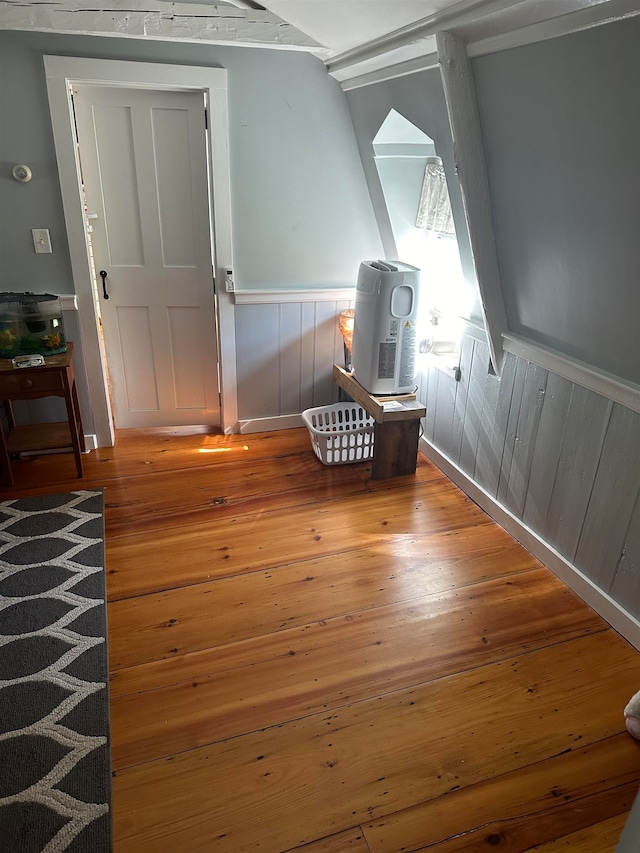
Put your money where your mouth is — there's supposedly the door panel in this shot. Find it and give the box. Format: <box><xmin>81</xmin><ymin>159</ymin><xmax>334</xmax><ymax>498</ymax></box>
<box><xmin>93</xmin><ymin>104</ymin><xmax>144</xmax><ymax>267</ymax></box>
<box><xmin>153</xmin><ymin>108</ymin><xmax>198</xmax><ymax>268</ymax></box>
<box><xmin>167</xmin><ymin>307</ymin><xmax>207</xmax><ymax>409</ymax></box>
<box><xmin>73</xmin><ymin>85</ymin><xmax>220</xmax><ymax>428</ymax></box>
<box><xmin>116</xmin><ymin>306</ymin><xmax>159</xmax><ymax>412</ymax></box>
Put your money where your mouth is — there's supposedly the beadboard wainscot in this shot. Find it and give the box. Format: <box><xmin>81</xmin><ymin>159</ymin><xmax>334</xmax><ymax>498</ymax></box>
<box><xmin>417</xmin><ymin>331</ymin><xmax>640</xmax><ymax>651</ymax></box>
<box><xmin>234</xmin><ymin>288</ymin><xmax>355</xmax><ymax>434</ymax></box>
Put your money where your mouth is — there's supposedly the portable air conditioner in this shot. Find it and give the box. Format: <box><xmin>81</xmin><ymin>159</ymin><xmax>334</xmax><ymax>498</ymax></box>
<box><xmin>351</xmin><ymin>260</ymin><xmax>421</xmax><ymax>395</ymax></box>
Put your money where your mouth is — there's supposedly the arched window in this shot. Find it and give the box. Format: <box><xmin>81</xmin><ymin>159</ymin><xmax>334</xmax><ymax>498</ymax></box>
<box><xmin>373</xmin><ymin>109</ymin><xmax>468</xmax><ymax>356</ymax></box>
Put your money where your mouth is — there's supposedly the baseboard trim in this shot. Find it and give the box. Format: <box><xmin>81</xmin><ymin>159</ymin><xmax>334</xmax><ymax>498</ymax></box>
<box><xmin>419</xmin><ymin>436</ymin><xmax>640</xmax><ymax>652</ymax></box>
<box><xmin>84</xmin><ymin>433</ymin><xmax>98</xmax><ymax>452</ymax></box>
<box><xmin>239</xmin><ymin>414</ymin><xmax>304</xmax><ymax>434</ymax></box>
<box><xmin>16</xmin><ymin>431</ymin><xmax>98</xmax><ymax>457</ymax></box>
<box><xmin>59</xmin><ymin>294</ymin><xmax>78</xmax><ymax>311</ymax></box>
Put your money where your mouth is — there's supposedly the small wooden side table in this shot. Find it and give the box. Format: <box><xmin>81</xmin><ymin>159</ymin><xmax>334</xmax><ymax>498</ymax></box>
<box><xmin>333</xmin><ymin>364</ymin><xmax>426</xmax><ymax>480</ymax></box>
<box><xmin>0</xmin><ymin>342</ymin><xmax>85</xmax><ymax>485</ymax></box>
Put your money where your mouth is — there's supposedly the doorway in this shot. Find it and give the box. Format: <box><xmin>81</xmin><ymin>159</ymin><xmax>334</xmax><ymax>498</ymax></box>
<box><xmin>72</xmin><ymin>84</ymin><xmax>220</xmax><ymax>429</ymax></box>
<box><xmin>45</xmin><ymin>57</ymin><xmax>238</xmax><ymax>446</ymax></box>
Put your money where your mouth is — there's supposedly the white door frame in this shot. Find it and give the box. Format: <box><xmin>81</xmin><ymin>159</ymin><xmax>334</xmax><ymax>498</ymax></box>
<box><xmin>44</xmin><ymin>55</ymin><xmax>238</xmax><ymax>446</ymax></box>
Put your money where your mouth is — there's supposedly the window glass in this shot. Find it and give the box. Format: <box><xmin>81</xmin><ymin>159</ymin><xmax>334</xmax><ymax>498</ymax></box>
<box><xmin>373</xmin><ymin>110</ymin><xmax>468</xmax><ymax>353</ymax></box>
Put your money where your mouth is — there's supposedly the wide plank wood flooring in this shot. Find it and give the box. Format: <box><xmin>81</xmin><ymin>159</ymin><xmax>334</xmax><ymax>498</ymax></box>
<box><xmin>2</xmin><ymin>425</ymin><xmax>639</xmax><ymax>852</ymax></box>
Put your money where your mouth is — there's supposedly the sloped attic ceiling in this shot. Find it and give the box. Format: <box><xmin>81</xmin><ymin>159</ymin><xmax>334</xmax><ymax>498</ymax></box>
<box><xmin>0</xmin><ymin>0</ymin><xmax>329</xmax><ymax>53</ymax></box>
<box><xmin>0</xmin><ymin>0</ymin><xmax>631</xmax><ymax>61</ymax></box>
<box><xmin>261</xmin><ymin>0</ymin><xmax>458</xmax><ymax>54</ymax></box>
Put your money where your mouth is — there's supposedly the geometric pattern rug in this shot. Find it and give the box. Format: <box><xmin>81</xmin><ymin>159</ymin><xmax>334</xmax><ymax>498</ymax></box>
<box><xmin>0</xmin><ymin>490</ymin><xmax>112</xmax><ymax>853</ymax></box>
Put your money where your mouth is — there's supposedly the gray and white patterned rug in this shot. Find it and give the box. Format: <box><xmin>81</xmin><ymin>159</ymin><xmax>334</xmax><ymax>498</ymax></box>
<box><xmin>0</xmin><ymin>490</ymin><xmax>112</xmax><ymax>853</ymax></box>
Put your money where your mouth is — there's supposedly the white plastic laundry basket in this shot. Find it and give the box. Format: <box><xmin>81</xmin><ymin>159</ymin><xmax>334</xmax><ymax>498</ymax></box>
<box><xmin>302</xmin><ymin>402</ymin><xmax>375</xmax><ymax>466</ymax></box>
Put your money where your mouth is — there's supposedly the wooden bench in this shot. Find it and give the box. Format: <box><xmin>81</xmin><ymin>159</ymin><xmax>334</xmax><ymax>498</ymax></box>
<box><xmin>333</xmin><ymin>364</ymin><xmax>426</xmax><ymax>480</ymax></box>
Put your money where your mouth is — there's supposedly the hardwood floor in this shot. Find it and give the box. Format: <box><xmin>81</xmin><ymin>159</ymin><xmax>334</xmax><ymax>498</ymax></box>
<box><xmin>2</xmin><ymin>426</ymin><xmax>639</xmax><ymax>852</ymax></box>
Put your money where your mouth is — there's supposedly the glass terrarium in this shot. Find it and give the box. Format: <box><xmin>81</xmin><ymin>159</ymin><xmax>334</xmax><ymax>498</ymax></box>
<box><xmin>0</xmin><ymin>292</ymin><xmax>67</xmax><ymax>359</ymax></box>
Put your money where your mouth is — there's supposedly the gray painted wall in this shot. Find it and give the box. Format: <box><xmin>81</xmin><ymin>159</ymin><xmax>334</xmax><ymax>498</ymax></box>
<box><xmin>340</xmin><ymin>17</ymin><xmax>640</xmax><ymax>632</ymax></box>
<box><xmin>374</xmin><ymin>156</ymin><xmax>426</xmax><ymax>250</ymax></box>
<box><xmin>0</xmin><ymin>31</ymin><xmax>383</xmax><ymax>434</ymax></box>
<box><xmin>472</xmin><ymin>17</ymin><xmax>640</xmax><ymax>385</ymax></box>
<box><xmin>232</xmin><ymin>17</ymin><xmax>640</xmax><ymax>637</ymax></box>
<box><xmin>0</xmin><ymin>38</ymin><xmax>74</xmax><ymax>294</ymax></box>
<box><xmin>1</xmin><ymin>23</ymin><xmax>638</xmax><ymax>637</ymax></box>
<box><xmin>418</xmin><ymin>335</ymin><xmax>640</xmax><ymax>620</ymax></box>
<box><xmin>0</xmin><ymin>31</ymin><xmax>382</xmax><ymax>295</ymax></box>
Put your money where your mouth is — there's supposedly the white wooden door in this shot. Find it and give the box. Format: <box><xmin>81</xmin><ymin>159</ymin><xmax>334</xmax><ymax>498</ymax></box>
<box><xmin>72</xmin><ymin>84</ymin><xmax>220</xmax><ymax>428</ymax></box>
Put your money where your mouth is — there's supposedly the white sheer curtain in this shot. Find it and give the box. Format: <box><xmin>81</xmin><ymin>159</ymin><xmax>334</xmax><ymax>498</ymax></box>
<box><xmin>415</xmin><ymin>158</ymin><xmax>455</xmax><ymax>235</ymax></box>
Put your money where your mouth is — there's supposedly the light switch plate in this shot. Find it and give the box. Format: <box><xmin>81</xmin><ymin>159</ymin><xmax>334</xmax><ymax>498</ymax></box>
<box><xmin>32</xmin><ymin>229</ymin><xmax>52</xmax><ymax>253</ymax></box>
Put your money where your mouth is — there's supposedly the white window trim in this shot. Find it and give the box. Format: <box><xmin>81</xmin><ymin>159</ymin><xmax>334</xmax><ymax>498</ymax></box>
<box><xmin>436</xmin><ymin>30</ymin><xmax>508</xmax><ymax>375</ymax></box>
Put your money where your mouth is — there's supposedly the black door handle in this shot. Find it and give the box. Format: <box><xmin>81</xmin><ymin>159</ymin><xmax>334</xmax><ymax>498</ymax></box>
<box><xmin>99</xmin><ymin>270</ymin><xmax>109</xmax><ymax>300</ymax></box>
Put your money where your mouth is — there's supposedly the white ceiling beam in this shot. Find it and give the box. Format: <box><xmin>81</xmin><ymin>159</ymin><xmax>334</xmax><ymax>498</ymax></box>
<box><xmin>338</xmin><ymin>51</ymin><xmax>440</xmax><ymax>91</ymax></box>
<box><xmin>326</xmin><ymin>0</ymin><xmax>528</xmax><ymax>76</ymax></box>
<box><xmin>466</xmin><ymin>0</ymin><xmax>640</xmax><ymax>57</ymax></box>
<box><xmin>224</xmin><ymin>1</ymin><xmax>267</xmax><ymax>9</ymax></box>
<box><xmin>0</xmin><ymin>0</ymin><xmax>328</xmax><ymax>52</ymax></box>
<box><xmin>327</xmin><ymin>0</ymin><xmax>637</xmax><ymax>86</ymax></box>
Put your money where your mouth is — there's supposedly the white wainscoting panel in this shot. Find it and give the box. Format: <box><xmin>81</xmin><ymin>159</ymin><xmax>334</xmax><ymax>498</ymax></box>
<box><xmin>417</xmin><ymin>332</ymin><xmax>640</xmax><ymax>644</ymax></box>
<box><xmin>235</xmin><ymin>297</ymin><xmax>354</xmax><ymax>428</ymax></box>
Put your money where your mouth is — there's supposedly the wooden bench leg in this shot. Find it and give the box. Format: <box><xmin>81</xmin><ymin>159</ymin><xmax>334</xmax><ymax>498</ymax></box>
<box><xmin>62</xmin><ymin>377</ymin><xmax>84</xmax><ymax>479</ymax></box>
<box><xmin>0</xmin><ymin>402</ymin><xmax>13</xmax><ymax>487</ymax></box>
<box><xmin>372</xmin><ymin>419</ymin><xmax>421</xmax><ymax>480</ymax></box>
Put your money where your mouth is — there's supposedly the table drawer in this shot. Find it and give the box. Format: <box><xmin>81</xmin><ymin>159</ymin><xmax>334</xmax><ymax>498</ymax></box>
<box><xmin>0</xmin><ymin>370</ymin><xmax>64</xmax><ymax>396</ymax></box>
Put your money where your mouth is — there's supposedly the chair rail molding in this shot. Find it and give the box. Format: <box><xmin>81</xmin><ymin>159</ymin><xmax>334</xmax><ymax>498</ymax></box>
<box><xmin>503</xmin><ymin>332</ymin><xmax>640</xmax><ymax>414</ymax></box>
<box><xmin>233</xmin><ymin>288</ymin><xmax>355</xmax><ymax>305</ymax></box>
